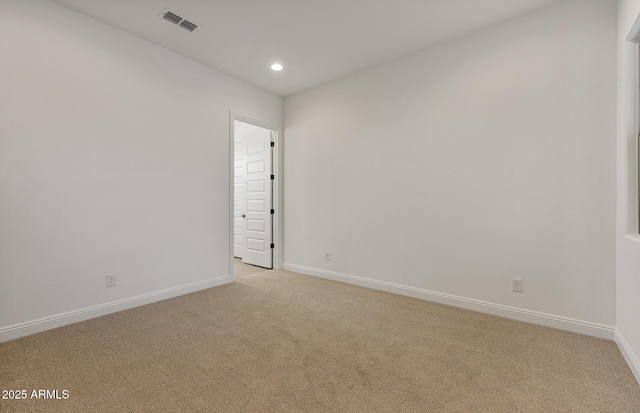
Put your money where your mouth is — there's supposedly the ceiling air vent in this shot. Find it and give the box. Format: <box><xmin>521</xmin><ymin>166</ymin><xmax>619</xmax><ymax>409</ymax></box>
<box><xmin>162</xmin><ymin>11</ymin><xmax>181</xmax><ymax>25</ymax></box>
<box><xmin>160</xmin><ymin>9</ymin><xmax>198</xmax><ymax>32</ymax></box>
<box><xmin>179</xmin><ymin>20</ymin><xmax>198</xmax><ymax>32</ymax></box>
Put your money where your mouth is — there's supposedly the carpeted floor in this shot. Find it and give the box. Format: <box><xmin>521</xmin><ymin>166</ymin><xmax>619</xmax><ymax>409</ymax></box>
<box><xmin>1</xmin><ymin>267</ymin><xmax>639</xmax><ymax>412</ymax></box>
<box><xmin>234</xmin><ymin>258</ymin><xmax>271</xmax><ymax>278</ymax></box>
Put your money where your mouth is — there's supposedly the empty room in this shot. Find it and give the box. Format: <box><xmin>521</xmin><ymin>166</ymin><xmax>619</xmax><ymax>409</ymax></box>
<box><xmin>2</xmin><ymin>0</ymin><xmax>640</xmax><ymax>411</ymax></box>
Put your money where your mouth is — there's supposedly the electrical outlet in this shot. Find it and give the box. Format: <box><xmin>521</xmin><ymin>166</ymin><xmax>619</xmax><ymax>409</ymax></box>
<box><xmin>106</xmin><ymin>273</ymin><xmax>116</xmax><ymax>288</ymax></box>
<box><xmin>512</xmin><ymin>278</ymin><xmax>522</xmax><ymax>293</ymax></box>
<box><xmin>325</xmin><ymin>252</ymin><xmax>331</xmax><ymax>261</ymax></box>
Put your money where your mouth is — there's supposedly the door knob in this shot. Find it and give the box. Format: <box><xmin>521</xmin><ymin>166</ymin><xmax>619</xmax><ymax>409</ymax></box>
<box><xmin>241</xmin><ymin>214</ymin><xmax>246</xmax><ymax>218</ymax></box>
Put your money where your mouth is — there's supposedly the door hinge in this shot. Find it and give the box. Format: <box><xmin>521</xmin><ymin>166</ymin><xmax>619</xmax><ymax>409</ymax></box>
<box><xmin>270</xmin><ymin>209</ymin><xmax>274</xmax><ymax>214</ymax></box>
<box><xmin>270</xmin><ymin>243</ymin><xmax>275</xmax><ymax>249</ymax></box>
<box><xmin>270</xmin><ymin>142</ymin><xmax>275</xmax><ymax>147</ymax></box>
<box><xmin>271</xmin><ymin>175</ymin><xmax>274</xmax><ymax>180</ymax></box>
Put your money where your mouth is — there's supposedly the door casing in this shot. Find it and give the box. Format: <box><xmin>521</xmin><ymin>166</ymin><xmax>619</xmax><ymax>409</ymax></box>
<box><xmin>229</xmin><ymin>112</ymin><xmax>282</xmax><ymax>278</ymax></box>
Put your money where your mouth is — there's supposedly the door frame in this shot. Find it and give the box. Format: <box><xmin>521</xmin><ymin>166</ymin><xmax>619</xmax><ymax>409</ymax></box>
<box><xmin>229</xmin><ymin>112</ymin><xmax>282</xmax><ymax>278</ymax></box>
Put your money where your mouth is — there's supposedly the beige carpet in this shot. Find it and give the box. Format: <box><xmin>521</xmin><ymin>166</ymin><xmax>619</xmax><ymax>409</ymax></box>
<box><xmin>234</xmin><ymin>258</ymin><xmax>271</xmax><ymax>278</ymax></box>
<box><xmin>1</xmin><ymin>269</ymin><xmax>639</xmax><ymax>413</ymax></box>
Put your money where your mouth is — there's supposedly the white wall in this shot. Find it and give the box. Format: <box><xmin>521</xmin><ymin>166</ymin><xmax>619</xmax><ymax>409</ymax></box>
<box><xmin>616</xmin><ymin>0</ymin><xmax>640</xmax><ymax>384</ymax></box>
<box><xmin>0</xmin><ymin>0</ymin><xmax>282</xmax><ymax>341</ymax></box>
<box><xmin>284</xmin><ymin>0</ymin><xmax>617</xmax><ymax>337</ymax></box>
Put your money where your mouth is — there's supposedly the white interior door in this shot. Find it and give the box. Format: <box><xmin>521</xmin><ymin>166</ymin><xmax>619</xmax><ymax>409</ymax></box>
<box><xmin>234</xmin><ymin>121</ymin><xmax>273</xmax><ymax>269</ymax></box>
<box><xmin>233</xmin><ymin>138</ymin><xmax>246</xmax><ymax>258</ymax></box>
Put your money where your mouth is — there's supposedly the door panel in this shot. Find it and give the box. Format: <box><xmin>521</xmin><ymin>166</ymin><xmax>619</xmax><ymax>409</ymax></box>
<box><xmin>247</xmin><ymin>159</ymin><xmax>265</xmax><ymax>174</ymax></box>
<box><xmin>233</xmin><ymin>138</ymin><xmax>246</xmax><ymax>258</ymax></box>
<box><xmin>247</xmin><ymin>140</ymin><xmax>265</xmax><ymax>154</ymax></box>
<box><xmin>246</xmin><ymin>237</ymin><xmax>265</xmax><ymax>252</ymax></box>
<box><xmin>241</xmin><ymin>127</ymin><xmax>272</xmax><ymax>269</ymax></box>
<box><xmin>247</xmin><ymin>180</ymin><xmax>265</xmax><ymax>193</ymax></box>
<box><xmin>247</xmin><ymin>219</ymin><xmax>265</xmax><ymax>232</ymax></box>
<box><xmin>247</xmin><ymin>199</ymin><xmax>265</xmax><ymax>211</ymax></box>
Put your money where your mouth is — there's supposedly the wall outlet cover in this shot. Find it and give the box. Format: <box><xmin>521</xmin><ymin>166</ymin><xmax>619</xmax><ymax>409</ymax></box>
<box><xmin>512</xmin><ymin>278</ymin><xmax>523</xmax><ymax>293</ymax></box>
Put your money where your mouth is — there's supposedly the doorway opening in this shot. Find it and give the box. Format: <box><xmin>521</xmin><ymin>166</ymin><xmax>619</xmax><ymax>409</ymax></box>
<box><xmin>230</xmin><ymin>114</ymin><xmax>279</xmax><ymax>277</ymax></box>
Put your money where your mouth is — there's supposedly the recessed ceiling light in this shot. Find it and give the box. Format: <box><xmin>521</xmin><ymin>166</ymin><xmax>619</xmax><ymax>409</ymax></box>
<box><xmin>271</xmin><ymin>63</ymin><xmax>283</xmax><ymax>71</ymax></box>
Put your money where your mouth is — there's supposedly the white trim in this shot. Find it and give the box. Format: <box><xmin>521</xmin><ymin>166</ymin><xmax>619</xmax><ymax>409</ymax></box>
<box><xmin>229</xmin><ymin>112</ymin><xmax>236</xmax><ymax>280</ymax></box>
<box><xmin>615</xmin><ymin>328</ymin><xmax>640</xmax><ymax>385</ymax></box>
<box><xmin>0</xmin><ymin>275</ymin><xmax>231</xmax><ymax>344</ymax></box>
<box><xmin>636</xmin><ymin>41</ymin><xmax>640</xmax><ymax>234</ymax></box>
<box><xmin>283</xmin><ymin>263</ymin><xmax>615</xmax><ymax>340</ymax></box>
<box><xmin>627</xmin><ymin>12</ymin><xmax>640</xmax><ymax>42</ymax></box>
<box><xmin>229</xmin><ymin>112</ymin><xmax>282</xmax><ymax>272</ymax></box>
<box><xmin>624</xmin><ymin>234</ymin><xmax>640</xmax><ymax>244</ymax></box>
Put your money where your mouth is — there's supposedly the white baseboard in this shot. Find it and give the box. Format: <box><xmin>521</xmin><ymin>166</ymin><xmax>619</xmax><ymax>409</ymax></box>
<box><xmin>283</xmin><ymin>263</ymin><xmax>615</xmax><ymax>340</ymax></box>
<box><xmin>615</xmin><ymin>328</ymin><xmax>640</xmax><ymax>385</ymax></box>
<box><xmin>0</xmin><ymin>275</ymin><xmax>232</xmax><ymax>344</ymax></box>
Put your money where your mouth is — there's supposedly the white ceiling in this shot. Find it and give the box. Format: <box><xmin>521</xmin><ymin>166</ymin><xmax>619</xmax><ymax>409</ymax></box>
<box><xmin>53</xmin><ymin>0</ymin><xmax>562</xmax><ymax>97</ymax></box>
